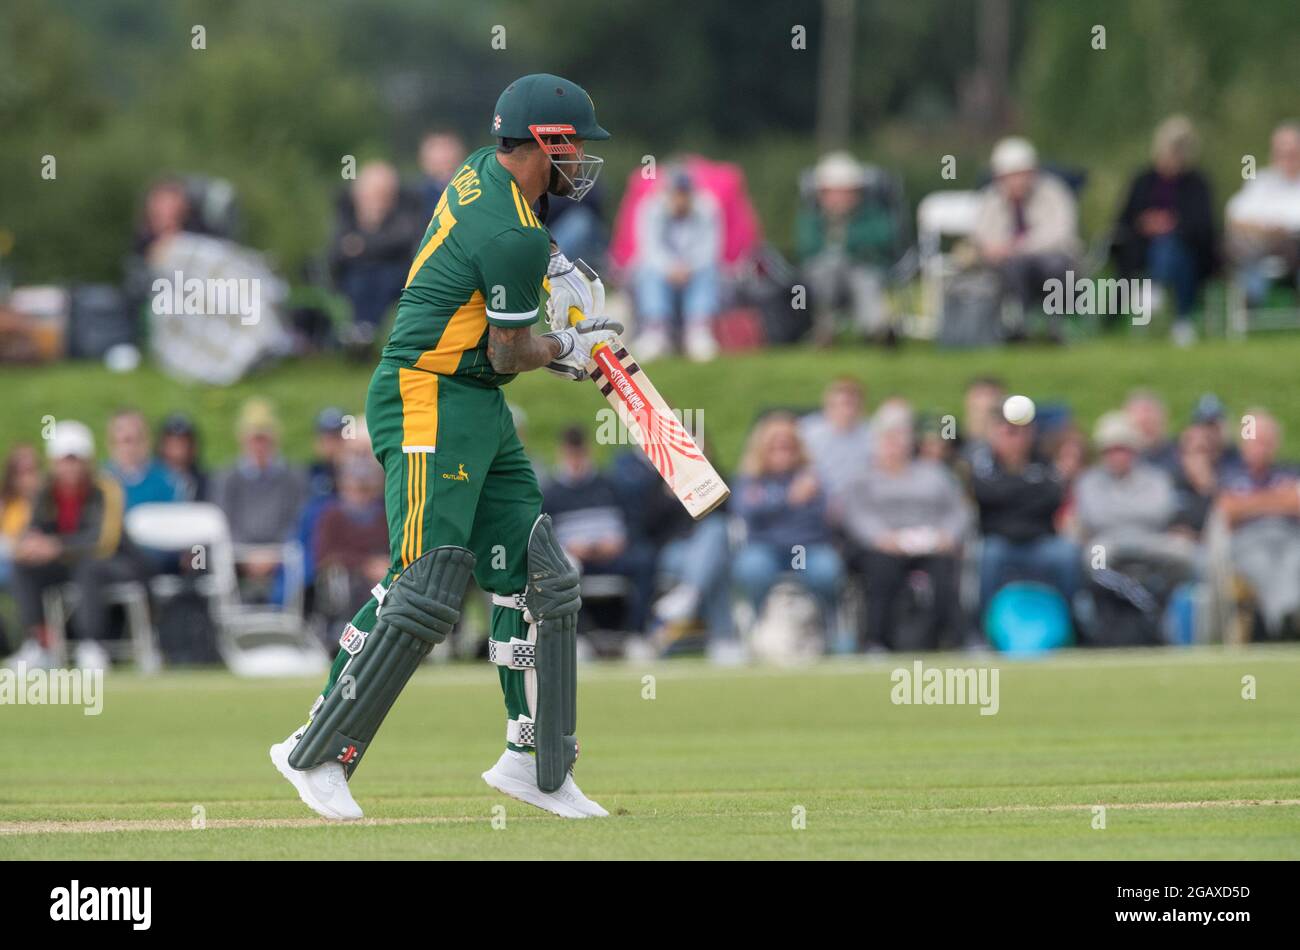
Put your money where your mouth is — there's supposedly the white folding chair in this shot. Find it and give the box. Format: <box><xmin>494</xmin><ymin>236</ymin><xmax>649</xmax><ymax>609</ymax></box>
<box><xmin>915</xmin><ymin>190</ymin><xmax>982</xmax><ymax>336</ymax></box>
<box><xmin>125</xmin><ymin>503</ymin><xmax>326</xmax><ymax>676</ymax></box>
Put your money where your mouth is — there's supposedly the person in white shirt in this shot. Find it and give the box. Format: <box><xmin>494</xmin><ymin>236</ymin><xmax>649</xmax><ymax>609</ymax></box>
<box><xmin>1225</xmin><ymin>122</ymin><xmax>1300</xmax><ymax>304</ymax></box>
<box><xmin>972</xmin><ymin>137</ymin><xmax>1081</xmax><ymax>341</ymax></box>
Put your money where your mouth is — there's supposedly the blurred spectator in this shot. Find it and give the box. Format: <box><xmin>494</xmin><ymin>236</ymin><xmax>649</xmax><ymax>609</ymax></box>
<box><xmin>1170</xmin><ymin>424</ymin><xmax>1219</xmax><ymax>538</ymax></box>
<box><xmin>312</xmin><ymin>452</ymin><xmax>390</xmax><ymax>636</ymax></box>
<box><xmin>968</xmin><ymin>411</ymin><xmax>1079</xmax><ymax>610</ymax></box>
<box><xmin>8</xmin><ymin>422</ymin><xmax>145</xmax><ymax>669</ymax></box>
<box><xmin>1216</xmin><ymin>410</ymin><xmax>1300</xmax><ymax>638</ymax></box>
<box><xmin>839</xmin><ymin>406</ymin><xmax>968</xmax><ymax>650</ymax></box>
<box><xmin>973</xmin><ymin>137</ymin><xmax>1080</xmax><ymax>340</ymax></box>
<box><xmin>543</xmin><ymin>427</ymin><xmax>656</xmax><ymax>633</ymax></box>
<box><xmin>547</xmin><ymin>184</ymin><xmax>609</xmax><ymax>270</ymax></box>
<box><xmin>416</xmin><ymin>130</ymin><xmax>467</xmax><ymax>219</ymax></box>
<box><xmin>133</xmin><ymin>177</ymin><xmax>197</xmax><ymax>257</ymax></box>
<box><xmin>156</xmin><ymin>414</ymin><xmax>208</xmax><ymax>502</ymax></box>
<box><xmin>104</xmin><ymin>409</ymin><xmax>183</xmax><ymax>510</ymax></box>
<box><xmin>797</xmin><ymin>151</ymin><xmax>896</xmax><ymax>345</ymax></box>
<box><xmin>1</xmin><ymin>444</ymin><xmax>41</xmax><ymax>595</ymax></box>
<box><xmin>308</xmin><ymin>407</ymin><xmax>348</xmax><ymax>499</ymax></box>
<box><xmin>612</xmin><ymin>448</ymin><xmax>736</xmax><ymax>656</ymax></box>
<box><xmin>632</xmin><ymin>169</ymin><xmax>723</xmax><ymax>362</ymax></box>
<box><xmin>1125</xmin><ymin>389</ymin><xmax>1177</xmax><ymax>471</ymax></box>
<box><xmin>1225</xmin><ymin>122</ymin><xmax>1300</xmax><ymax>305</ymax></box>
<box><xmin>213</xmin><ymin>400</ymin><xmax>307</xmax><ymax>590</ymax></box>
<box><xmin>960</xmin><ymin>376</ymin><xmax>1006</xmax><ymax>457</ymax></box>
<box><xmin>1074</xmin><ymin>411</ymin><xmax>1197</xmax><ymax>582</ymax></box>
<box><xmin>916</xmin><ymin>413</ymin><xmax>955</xmax><ymax>466</ymax></box>
<box><xmin>328</xmin><ymin>160</ymin><xmax>425</xmax><ymax>343</ymax></box>
<box><xmin>1112</xmin><ymin>116</ymin><xmax>1217</xmax><ymax>345</ymax></box>
<box><xmin>1187</xmin><ymin>393</ymin><xmax>1242</xmax><ymax>475</ymax></box>
<box><xmin>731</xmin><ymin>413</ymin><xmax>844</xmax><ymax>623</ymax></box>
<box><xmin>799</xmin><ymin>377</ymin><xmax>874</xmax><ymax>502</ymax></box>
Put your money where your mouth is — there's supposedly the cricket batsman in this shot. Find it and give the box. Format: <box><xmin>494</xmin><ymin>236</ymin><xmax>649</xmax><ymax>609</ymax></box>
<box><xmin>270</xmin><ymin>74</ymin><xmax>621</xmax><ymax>820</ymax></box>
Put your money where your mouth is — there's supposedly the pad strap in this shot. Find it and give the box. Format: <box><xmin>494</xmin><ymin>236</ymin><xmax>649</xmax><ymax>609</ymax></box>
<box><xmin>507</xmin><ymin>715</ymin><xmax>536</xmax><ymax>748</ymax></box>
<box><xmin>487</xmin><ymin>637</ymin><xmax>536</xmax><ymax>669</ymax></box>
<box><xmin>492</xmin><ymin>591</ymin><xmax>535</xmax><ymax>623</ymax></box>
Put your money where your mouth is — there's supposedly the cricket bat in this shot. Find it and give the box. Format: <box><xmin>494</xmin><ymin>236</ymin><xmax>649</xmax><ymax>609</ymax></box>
<box><xmin>583</xmin><ymin>338</ymin><xmax>730</xmax><ymax>518</ymax></box>
<box><xmin>560</xmin><ymin>259</ymin><xmax>728</xmax><ymax>518</ymax></box>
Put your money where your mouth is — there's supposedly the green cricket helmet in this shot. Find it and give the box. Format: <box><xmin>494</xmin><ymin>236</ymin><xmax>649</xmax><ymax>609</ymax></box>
<box><xmin>491</xmin><ymin>73</ymin><xmax>608</xmax><ymax>201</ymax></box>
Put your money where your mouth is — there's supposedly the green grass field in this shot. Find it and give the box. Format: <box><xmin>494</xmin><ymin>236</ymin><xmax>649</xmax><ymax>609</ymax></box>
<box><xmin>6</xmin><ymin>335</ymin><xmax>1300</xmax><ymax>469</ymax></box>
<box><xmin>3</xmin><ymin>646</ymin><xmax>1298</xmax><ymax>859</ymax></box>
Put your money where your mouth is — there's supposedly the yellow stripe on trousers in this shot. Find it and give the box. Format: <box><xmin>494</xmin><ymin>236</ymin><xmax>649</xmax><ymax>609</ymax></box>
<box><xmin>402</xmin><ymin>452</ymin><xmax>428</xmax><ymax>568</ymax></box>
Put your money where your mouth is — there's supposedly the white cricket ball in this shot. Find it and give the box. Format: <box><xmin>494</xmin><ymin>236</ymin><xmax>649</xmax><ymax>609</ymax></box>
<box><xmin>1003</xmin><ymin>394</ymin><xmax>1036</xmax><ymax>426</ymax></box>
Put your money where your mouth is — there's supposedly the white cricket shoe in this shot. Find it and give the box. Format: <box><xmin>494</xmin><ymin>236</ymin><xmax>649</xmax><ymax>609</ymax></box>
<box><xmin>684</xmin><ymin>325</ymin><xmax>719</xmax><ymax>362</ymax></box>
<box><xmin>269</xmin><ymin>724</ymin><xmax>364</xmax><ymax>821</ymax></box>
<box><xmin>482</xmin><ymin>749</ymin><xmax>609</xmax><ymax>819</ymax></box>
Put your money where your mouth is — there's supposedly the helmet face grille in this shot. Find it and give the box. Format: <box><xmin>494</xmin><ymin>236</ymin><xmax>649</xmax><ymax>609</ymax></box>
<box><xmin>530</xmin><ymin>124</ymin><xmax>603</xmax><ymax>202</ymax></box>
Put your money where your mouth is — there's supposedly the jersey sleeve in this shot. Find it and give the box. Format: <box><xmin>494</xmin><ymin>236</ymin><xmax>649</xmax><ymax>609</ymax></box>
<box><xmin>476</xmin><ymin>227</ymin><xmax>550</xmax><ymax>327</ymax></box>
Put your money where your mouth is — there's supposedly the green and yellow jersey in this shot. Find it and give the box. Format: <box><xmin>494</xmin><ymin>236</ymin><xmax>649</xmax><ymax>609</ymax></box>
<box><xmin>382</xmin><ymin>146</ymin><xmax>551</xmax><ymax>387</ymax></box>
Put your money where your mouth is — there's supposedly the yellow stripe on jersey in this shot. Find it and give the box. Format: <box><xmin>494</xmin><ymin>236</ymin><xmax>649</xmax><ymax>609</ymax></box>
<box><xmin>414</xmin><ymin>291</ymin><xmax>489</xmax><ymax>375</ymax></box>
<box><xmin>509</xmin><ymin>182</ymin><xmax>531</xmax><ymax>228</ymax></box>
<box><xmin>405</xmin><ymin>196</ymin><xmax>457</xmax><ymax>288</ymax></box>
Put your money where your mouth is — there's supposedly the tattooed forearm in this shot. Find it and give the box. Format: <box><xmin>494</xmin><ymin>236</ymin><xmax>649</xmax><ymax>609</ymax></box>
<box><xmin>488</xmin><ymin>325</ymin><xmax>560</xmax><ymax>374</ymax></box>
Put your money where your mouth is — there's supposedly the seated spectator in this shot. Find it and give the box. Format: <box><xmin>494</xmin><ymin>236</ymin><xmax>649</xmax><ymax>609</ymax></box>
<box><xmin>7</xmin><ymin>422</ymin><xmax>146</xmax><ymax>669</ymax></box>
<box><xmin>328</xmin><ymin>160</ymin><xmax>425</xmax><ymax>345</ymax></box>
<box><xmin>543</xmin><ymin>427</ymin><xmax>656</xmax><ymax>634</ymax></box>
<box><xmin>1111</xmin><ymin>116</ymin><xmax>1217</xmax><ymax>345</ymax></box>
<box><xmin>916</xmin><ymin>412</ymin><xmax>955</xmax><ymax>466</ymax></box>
<box><xmin>1225</xmin><ymin>122</ymin><xmax>1300</xmax><ymax>306</ymax></box>
<box><xmin>1074</xmin><ymin>411</ymin><xmax>1197</xmax><ymax>584</ymax></box>
<box><xmin>1125</xmin><ymin>389</ymin><xmax>1178</xmax><ymax>472</ymax></box>
<box><xmin>968</xmin><ymin>410</ymin><xmax>1079</xmax><ymax>610</ymax></box>
<box><xmin>957</xmin><ymin>376</ymin><xmax>1006</xmax><ymax>465</ymax></box>
<box><xmin>1216</xmin><ymin>410</ymin><xmax>1300</xmax><ymax>639</ymax></box>
<box><xmin>308</xmin><ymin>407</ymin><xmax>347</xmax><ymax>500</ymax></box>
<box><xmin>1</xmin><ymin>444</ymin><xmax>42</xmax><ymax>598</ymax></box>
<box><xmin>632</xmin><ymin>169</ymin><xmax>723</xmax><ymax>362</ymax></box>
<box><xmin>611</xmin><ymin>448</ymin><xmax>737</xmax><ymax>658</ymax></box>
<box><xmin>839</xmin><ymin>406</ymin><xmax>969</xmax><ymax>650</ymax></box>
<box><xmin>731</xmin><ymin>413</ymin><xmax>844</xmax><ymax>625</ymax></box>
<box><xmin>312</xmin><ymin>453</ymin><xmax>390</xmax><ymax>638</ymax></box>
<box><xmin>213</xmin><ymin>399</ymin><xmax>307</xmax><ymax>599</ymax></box>
<box><xmin>156</xmin><ymin>414</ymin><xmax>209</xmax><ymax>501</ymax></box>
<box><xmin>297</xmin><ymin>407</ymin><xmax>350</xmax><ymax>605</ymax></box>
<box><xmin>133</xmin><ymin>177</ymin><xmax>198</xmax><ymax>258</ymax></box>
<box><xmin>1170</xmin><ymin>424</ymin><xmax>1219</xmax><ymax>539</ymax></box>
<box><xmin>104</xmin><ymin>409</ymin><xmax>182</xmax><ymax>510</ymax></box>
<box><xmin>799</xmin><ymin>377</ymin><xmax>874</xmax><ymax>503</ymax></box>
<box><xmin>797</xmin><ymin>152</ymin><xmax>896</xmax><ymax>345</ymax></box>
<box><xmin>972</xmin><ymin>137</ymin><xmax>1080</xmax><ymax>341</ymax></box>
<box><xmin>416</xmin><ymin>130</ymin><xmax>467</xmax><ymax>220</ymax></box>
<box><xmin>1186</xmin><ymin>393</ymin><xmax>1242</xmax><ymax>475</ymax></box>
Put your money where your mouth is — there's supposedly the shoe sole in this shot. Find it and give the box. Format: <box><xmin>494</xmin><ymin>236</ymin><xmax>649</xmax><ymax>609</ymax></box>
<box><xmin>269</xmin><ymin>743</ymin><xmax>363</xmax><ymax>822</ymax></box>
<box><xmin>481</xmin><ymin>767</ymin><xmax>595</xmax><ymax>819</ymax></box>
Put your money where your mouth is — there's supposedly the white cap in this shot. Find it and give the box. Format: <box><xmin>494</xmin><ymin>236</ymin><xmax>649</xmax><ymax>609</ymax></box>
<box><xmin>47</xmin><ymin>420</ymin><xmax>95</xmax><ymax>461</ymax></box>
<box><xmin>990</xmin><ymin>136</ymin><xmax>1038</xmax><ymax>177</ymax></box>
<box><xmin>813</xmin><ymin>151</ymin><xmax>867</xmax><ymax>189</ymax></box>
